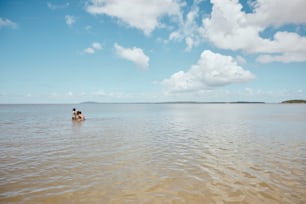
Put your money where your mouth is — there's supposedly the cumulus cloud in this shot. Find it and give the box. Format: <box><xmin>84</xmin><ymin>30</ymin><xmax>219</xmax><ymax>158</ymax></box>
<box><xmin>169</xmin><ymin>0</ymin><xmax>203</xmax><ymax>51</ymax></box>
<box><xmin>114</xmin><ymin>43</ymin><xmax>149</xmax><ymax>69</ymax></box>
<box><xmin>257</xmin><ymin>53</ymin><xmax>306</xmax><ymax>63</ymax></box>
<box><xmin>255</xmin><ymin>32</ymin><xmax>306</xmax><ymax>63</ymax></box>
<box><xmin>0</xmin><ymin>17</ymin><xmax>17</xmax><ymax>29</ymax></box>
<box><xmin>85</xmin><ymin>0</ymin><xmax>181</xmax><ymax>35</ymax></box>
<box><xmin>249</xmin><ymin>0</ymin><xmax>306</xmax><ymax>27</ymax></box>
<box><xmin>65</xmin><ymin>15</ymin><xmax>75</xmax><ymax>26</ymax></box>
<box><xmin>83</xmin><ymin>42</ymin><xmax>102</xmax><ymax>54</ymax></box>
<box><xmin>83</xmin><ymin>0</ymin><xmax>306</xmax><ymax>62</ymax></box>
<box><xmin>162</xmin><ymin>50</ymin><xmax>255</xmax><ymax>93</ymax></box>
<box><xmin>235</xmin><ymin>55</ymin><xmax>247</xmax><ymax>65</ymax></box>
<box><xmin>200</xmin><ymin>0</ymin><xmax>306</xmax><ymax>63</ymax></box>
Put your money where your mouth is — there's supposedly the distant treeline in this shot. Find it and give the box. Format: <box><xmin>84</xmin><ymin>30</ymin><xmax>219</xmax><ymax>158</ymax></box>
<box><xmin>281</xmin><ymin>100</ymin><xmax>306</xmax><ymax>104</ymax></box>
<box><xmin>80</xmin><ymin>101</ymin><xmax>265</xmax><ymax>104</ymax></box>
<box><xmin>158</xmin><ymin>101</ymin><xmax>265</xmax><ymax>104</ymax></box>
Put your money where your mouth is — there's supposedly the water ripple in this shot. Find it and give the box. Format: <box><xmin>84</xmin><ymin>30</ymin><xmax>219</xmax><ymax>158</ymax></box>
<box><xmin>1</xmin><ymin>104</ymin><xmax>306</xmax><ymax>203</ymax></box>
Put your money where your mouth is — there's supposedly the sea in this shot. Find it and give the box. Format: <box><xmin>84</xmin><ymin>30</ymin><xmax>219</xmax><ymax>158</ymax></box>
<box><xmin>0</xmin><ymin>103</ymin><xmax>305</xmax><ymax>203</ymax></box>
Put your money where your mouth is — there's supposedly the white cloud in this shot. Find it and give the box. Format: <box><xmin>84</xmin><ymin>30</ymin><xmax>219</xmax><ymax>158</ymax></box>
<box><xmin>0</xmin><ymin>18</ymin><xmax>17</xmax><ymax>29</ymax></box>
<box><xmin>65</xmin><ymin>15</ymin><xmax>75</xmax><ymax>26</ymax></box>
<box><xmin>235</xmin><ymin>55</ymin><xmax>247</xmax><ymax>65</ymax></box>
<box><xmin>84</xmin><ymin>47</ymin><xmax>95</xmax><ymax>54</ymax></box>
<box><xmin>114</xmin><ymin>43</ymin><xmax>149</xmax><ymax>69</ymax></box>
<box><xmin>169</xmin><ymin>0</ymin><xmax>203</xmax><ymax>51</ymax></box>
<box><xmin>83</xmin><ymin>42</ymin><xmax>102</xmax><ymax>54</ymax></box>
<box><xmin>200</xmin><ymin>0</ymin><xmax>306</xmax><ymax>63</ymax></box>
<box><xmin>257</xmin><ymin>53</ymin><xmax>306</xmax><ymax>64</ymax></box>
<box><xmin>255</xmin><ymin>31</ymin><xmax>306</xmax><ymax>63</ymax></box>
<box><xmin>85</xmin><ymin>0</ymin><xmax>181</xmax><ymax>35</ymax></box>
<box><xmin>249</xmin><ymin>0</ymin><xmax>306</xmax><ymax>27</ymax></box>
<box><xmin>92</xmin><ymin>42</ymin><xmax>102</xmax><ymax>50</ymax></box>
<box><xmin>162</xmin><ymin>50</ymin><xmax>255</xmax><ymax>93</ymax></box>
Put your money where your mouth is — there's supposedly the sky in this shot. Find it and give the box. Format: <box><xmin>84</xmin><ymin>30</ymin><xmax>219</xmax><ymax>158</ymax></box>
<box><xmin>1</xmin><ymin>0</ymin><xmax>306</xmax><ymax>103</ymax></box>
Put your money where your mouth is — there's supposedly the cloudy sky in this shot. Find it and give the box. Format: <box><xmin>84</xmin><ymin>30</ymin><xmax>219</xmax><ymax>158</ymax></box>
<box><xmin>1</xmin><ymin>0</ymin><xmax>306</xmax><ymax>103</ymax></box>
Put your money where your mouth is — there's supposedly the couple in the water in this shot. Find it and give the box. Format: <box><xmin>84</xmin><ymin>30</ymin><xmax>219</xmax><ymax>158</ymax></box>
<box><xmin>72</xmin><ymin>108</ymin><xmax>85</xmax><ymax>121</ymax></box>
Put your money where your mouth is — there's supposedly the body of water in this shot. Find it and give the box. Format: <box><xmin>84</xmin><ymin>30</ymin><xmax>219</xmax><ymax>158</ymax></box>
<box><xmin>0</xmin><ymin>104</ymin><xmax>305</xmax><ymax>203</ymax></box>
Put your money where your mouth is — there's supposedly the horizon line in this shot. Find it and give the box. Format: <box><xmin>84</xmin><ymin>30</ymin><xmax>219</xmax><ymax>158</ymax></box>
<box><xmin>0</xmin><ymin>99</ymin><xmax>305</xmax><ymax>105</ymax></box>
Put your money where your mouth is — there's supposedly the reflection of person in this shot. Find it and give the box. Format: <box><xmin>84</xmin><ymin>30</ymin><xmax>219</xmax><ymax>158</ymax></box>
<box><xmin>77</xmin><ymin>111</ymin><xmax>85</xmax><ymax>121</ymax></box>
<box><xmin>72</xmin><ymin>108</ymin><xmax>77</xmax><ymax>120</ymax></box>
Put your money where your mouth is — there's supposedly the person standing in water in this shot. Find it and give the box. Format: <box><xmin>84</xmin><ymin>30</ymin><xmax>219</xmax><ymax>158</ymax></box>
<box><xmin>77</xmin><ymin>111</ymin><xmax>85</xmax><ymax>121</ymax></box>
<box><xmin>72</xmin><ymin>108</ymin><xmax>77</xmax><ymax>120</ymax></box>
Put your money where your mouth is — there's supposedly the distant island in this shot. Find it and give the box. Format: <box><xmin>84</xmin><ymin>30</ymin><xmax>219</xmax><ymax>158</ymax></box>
<box><xmin>281</xmin><ymin>99</ymin><xmax>306</xmax><ymax>104</ymax></box>
<box><xmin>157</xmin><ymin>101</ymin><xmax>265</xmax><ymax>104</ymax></box>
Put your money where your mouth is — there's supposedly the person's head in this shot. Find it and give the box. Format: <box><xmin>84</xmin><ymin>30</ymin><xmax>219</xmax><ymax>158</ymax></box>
<box><xmin>73</xmin><ymin>108</ymin><xmax>76</xmax><ymax>111</ymax></box>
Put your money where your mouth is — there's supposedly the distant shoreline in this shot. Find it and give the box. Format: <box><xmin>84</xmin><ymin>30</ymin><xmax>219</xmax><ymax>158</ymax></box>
<box><xmin>80</xmin><ymin>101</ymin><xmax>266</xmax><ymax>105</ymax></box>
<box><xmin>156</xmin><ymin>101</ymin><xmax>265</xmax><ymax>104</ymax></box>
<box><xmin>1</xmin><ymin>99</ymin><xmax>305</xmax><ymax>105</ymax></box>
<box><xmin>80</xmin><ymin>100</ymin><xmax>306</xmax><ymax>105</ymax></box>
<box><xmin>281</xmin><ymin>99</ymin><xmax>306</xmax><ymax>104</ymax></box>
<box><xmin>80</xmin><ymin>99</ymin><xmax>306</xmax><ymax>104</ymax></box>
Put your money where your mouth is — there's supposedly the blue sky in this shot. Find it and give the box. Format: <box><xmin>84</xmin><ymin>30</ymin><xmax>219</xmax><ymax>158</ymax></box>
<box><xmin>1</xmin><ymin>0</ymin><xmax>306</xmax><ymax>103</ymax></box>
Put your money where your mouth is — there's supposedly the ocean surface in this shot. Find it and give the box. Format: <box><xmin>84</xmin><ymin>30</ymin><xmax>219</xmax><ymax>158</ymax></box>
<box><xmin>0</xmin><ymin>104</ymin><xmax>305</xmax><ymax>203</ymax></box>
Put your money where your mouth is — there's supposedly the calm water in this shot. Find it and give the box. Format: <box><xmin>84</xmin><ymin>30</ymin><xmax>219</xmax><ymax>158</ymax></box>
<box><xmin>0</xmin><ymin>104</ymin><xmax>305</xmax><ymax>203</ymax></box>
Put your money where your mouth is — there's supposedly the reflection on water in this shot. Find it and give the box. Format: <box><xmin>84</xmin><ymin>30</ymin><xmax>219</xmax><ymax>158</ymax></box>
<box><xmin>0</xmin><ymin>104</ymin><xmax>306</xmax><ymax>203</ymax></box>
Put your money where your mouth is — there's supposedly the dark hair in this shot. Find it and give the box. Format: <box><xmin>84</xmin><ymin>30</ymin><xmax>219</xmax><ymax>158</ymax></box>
<box><xmin>73</xmin><ymin>108</ymin><xmax>76</xmax><ymax>111</ymax></box>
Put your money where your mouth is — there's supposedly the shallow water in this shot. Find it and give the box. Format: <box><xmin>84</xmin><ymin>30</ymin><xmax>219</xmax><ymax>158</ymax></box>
<box><xmin>0</xmin><ymin>104</ymin><xmax>305</xmax><ymax>203</ymax></box>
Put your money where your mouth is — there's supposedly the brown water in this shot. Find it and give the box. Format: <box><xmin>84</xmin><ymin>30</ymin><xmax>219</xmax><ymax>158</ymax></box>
<box><xmin>0</xmin><ymin>104</ymin><xmax>305</xmax><ymax>203</ymax></box>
